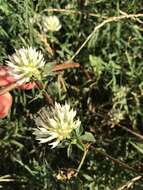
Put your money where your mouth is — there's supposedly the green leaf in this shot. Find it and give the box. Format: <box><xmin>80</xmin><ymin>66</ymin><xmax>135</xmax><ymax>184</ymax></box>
<box><xmin>83</xmin><ymin>174</ymin><xmax>93</xmax><ymax>181</ymax></box>
<box><xmin>89</xmin><ymin>55</ymin><xmax>105</xmax><ymax>77</ymax></box>
<box><xmin>80</xmin><ymin>132</ymin><xmax>96</xmax><ymax>143</ymax></box>
<box><xmin>75</xmin><ymin>141</ymin><xmax>84</xmax><ymax>151</ymax></box>
<box><xmin>67</xmin><ymin>144</ymin><xmax>73</xmax><ymax>158</ymax></box>
<box><xmin>75</xmin><ymin>126</ymin><xmax>84</xmax><ymax>137</ymax></box>
<box><xmin>130</xmin><ymin>141</ymin><xmax>143</xmax><ymax>155</ymax></box>
<box><xmin>42</xmin><ymin>62</ymin><xmax>55</xmax><ymax>77</ymax></box>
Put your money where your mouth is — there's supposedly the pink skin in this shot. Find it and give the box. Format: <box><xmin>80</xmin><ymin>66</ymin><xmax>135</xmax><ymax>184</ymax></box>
<box><xmin>0</xmin><ymin>92</ymin><xmax>12</xmax><ymax>118</ymax></box>
<box><xmin>0</xmin><ymin>66</ymin><xmax>35</xmax><ymax>118</ymax></box>
<box><xmin>0</xmin><ymin>66</ymin><xmax>16</xmax><ymax>86</ymax></box>
<box><xmin>19</xmin><ymin>82</ymin><xmax>35</xmax><ymax>90</ymax></box>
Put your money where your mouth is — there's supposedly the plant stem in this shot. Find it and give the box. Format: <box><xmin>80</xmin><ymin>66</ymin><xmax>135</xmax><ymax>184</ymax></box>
<box><xmin>75</xmin><ymin>144</ymin><xmax>90</xmax><ymax>176</ymax></box>
<box><xmin>117</xmin><ymin>175</ymin><xmax>142</xmax><ymax>190</ymax></box>
<box><xmin>69</xmin><ymin>13</ymin><xmax>143</xmax><ymax>62</ymax></box>
<box><xmin>119</xmin><ymin>124</ymin><xmax>143</xmax><ymax>141</ymax></box>
<box><xmin>35</xmin><ymin>80</ymin><xmax>54</xmax><ymax>107</ymax></box>
<box><xmin>0</xmin><ymin>63</ymin><xmax>79</xmax><ymax>95</ymax></box>
<box><xmin>92</xmin><ymin>146</ymin><xmax>143</xmax><ymax>177</ymax></box>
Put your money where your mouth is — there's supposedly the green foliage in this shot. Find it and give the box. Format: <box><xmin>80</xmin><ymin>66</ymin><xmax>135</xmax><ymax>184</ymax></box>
<box><xmin>89</xmin><ymin>55</ymin><xmax>105</xmax><ymax>80</ymax></box>
<box><xmin>0</xmin><ymin>0</ymin><xmax>143</xmax><ymax>189</ymax></box>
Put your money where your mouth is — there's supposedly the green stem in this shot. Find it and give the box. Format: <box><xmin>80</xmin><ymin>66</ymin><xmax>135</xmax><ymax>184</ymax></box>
<box><xmin>75</xmin><ymin>144</ymin><xmax>90</xmax><ymax>176</ymax></box>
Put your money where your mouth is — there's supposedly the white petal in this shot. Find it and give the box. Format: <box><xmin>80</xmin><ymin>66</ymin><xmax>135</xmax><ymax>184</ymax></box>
<box><xmin>37</xmin><ymin>138</ymin><xmax>51</xmax><ymax>143</ymax></box>
<box><xmin>49</xmin><ymin>140</ymin><xmax>60</xmax><ymax>148</ymax></box>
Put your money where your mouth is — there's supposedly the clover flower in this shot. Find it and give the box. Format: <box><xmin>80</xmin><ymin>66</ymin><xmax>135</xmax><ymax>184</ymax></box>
<box><xmin>109</xmin><ymin>108</ymin><xmax>126</xmax><ymax>128</ymax></box>
<box><xmin>6</xmin><ymin>47</ymin><xmax>46</xmax><ymax>84</ymax></box>
<box><xmin>33</xmin><ymin>102</ymin><xmax>81</xmax><ymax>148</ymax></box>
<box><xmin>42</xmin><ymin>15</ymin><xmax>61</xmax><ymax>32</ymax></box>
<box><xmin>0</xmin><ymin>66</ymin><xmax>36</xmax><ymax>119</ymax></box>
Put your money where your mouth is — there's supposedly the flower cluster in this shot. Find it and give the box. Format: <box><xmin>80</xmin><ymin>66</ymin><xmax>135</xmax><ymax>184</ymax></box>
<box><xmin>6</xmin><ymin>47</ymin><xmax>46</xmax><ymax>84</ymax></box>
<box><xmin>0</xmin><ymin>47</ymin><xmax>45</xmax><ymax>118</ymax></box>
<box><xmin>1</xmin><ymin>46</ymin><xmax>81</xmax><ymax>151</ymax></box>
<box><xmin>42</xmin><ymin>15</ymin><xmax>61</xmax><ymax>32</ymax></box>
<box><xmin>33</xmin><ymin>103</ymin><xmax>81</xmax><ymax>148</ymax></box>
<box><xmin>0</xmin><ymin>66</ymin><xmax>35</xmax><ymax>118</ymax></box>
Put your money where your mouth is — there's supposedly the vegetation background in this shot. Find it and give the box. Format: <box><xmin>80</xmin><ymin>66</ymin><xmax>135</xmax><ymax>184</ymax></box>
<box><xmin>0</xmin><ymin>0</ymin><xmax>143</xmax><ymax>189</ymax></box>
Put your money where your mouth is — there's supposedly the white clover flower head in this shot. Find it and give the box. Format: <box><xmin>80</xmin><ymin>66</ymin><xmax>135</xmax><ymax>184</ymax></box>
<box><xmin>33</xmin><ymin>102</ymin><xmax>81</xmax><ymax>148</ymax></box>
<box><xmin>42</xmin><ymin>15</ymin><xmax>61</xmax><ymax>32</ymax></box>
<box><xmin>6</xmin><ymin>47</ymin><xmax>46</xmax><ymax>84</ymax></box>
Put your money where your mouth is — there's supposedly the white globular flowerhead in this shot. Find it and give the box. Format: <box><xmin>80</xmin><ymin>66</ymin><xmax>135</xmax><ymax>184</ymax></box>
<box><xmin>42</xmin><ymin>15</ymin><xmax>61</xmax><ymax>32</ymax></box>
<box><xmin>33</xmin><ymin>102</ymin><xmax>81</xmax><ymax>148</ymax></box>
<box><xmin>6</xmin><ymin>47</ymin><xmax>46</xmax><ymax>84</ymax></box>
